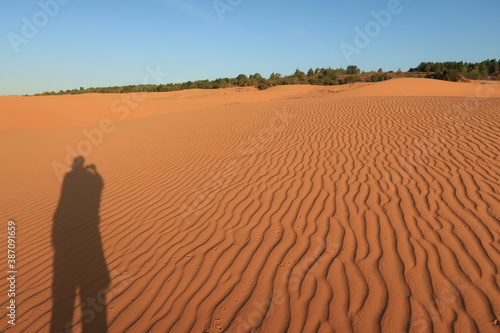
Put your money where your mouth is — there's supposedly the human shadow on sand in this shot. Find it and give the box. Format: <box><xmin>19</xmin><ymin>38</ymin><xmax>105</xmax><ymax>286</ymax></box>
<box><xmin>51</xmin><ymin>156</ymin><xmax>109</xmax><ymax>333</ymax></box>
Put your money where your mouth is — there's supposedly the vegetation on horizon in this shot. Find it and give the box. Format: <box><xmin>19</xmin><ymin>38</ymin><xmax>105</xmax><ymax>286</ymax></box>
<box><xmin>410</xmin><ymin>59</ymin><xmax>500</xmax><ymax>82</ymax></box>
<box><xmin>34</xmin><ymin>59</ymin><xmax>499</xmax><ymax>96</ymax></box>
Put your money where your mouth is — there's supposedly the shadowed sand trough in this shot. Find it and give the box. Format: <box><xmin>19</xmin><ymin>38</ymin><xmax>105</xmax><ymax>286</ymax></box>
<box><xmin>0</xmin><ymin>79</ymin><xmax>499</xmax><ymax>332</ymax></box>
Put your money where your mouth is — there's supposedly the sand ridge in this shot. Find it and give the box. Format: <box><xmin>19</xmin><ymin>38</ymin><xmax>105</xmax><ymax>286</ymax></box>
<box><xmin>1</xmin><ymin>78</ymin><xmax>499</xmax><ymax>132</ymax></box>
<box><xmin>0</xmin><ymin>79</ymin><xmax>499</xmax><ymax>332</ymax></box>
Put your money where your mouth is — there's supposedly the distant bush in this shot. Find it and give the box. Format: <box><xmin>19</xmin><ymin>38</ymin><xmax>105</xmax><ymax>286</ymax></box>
<box><xmin>257</xmin><ymin>81</ymin><xmax>270</xmax><ymax>90</ymax></box>
<box><xmin>464</xmin><ymin>69</ymin><xmax>489</xmax><ymax>80</ymax></box>
<box><xmin>368</xmin><ymin>72</ymin><xmax>392</xmax><ymax>82</ymax></box>
<box><xmin>293</xmin><ymin>69</ymin><xmax>306</xmax><ymax>80</ymax></box>
<box><xmin>343</xmin><ymin>75</ymin><xmax>361</xmax><ymax>84</ymax></box>
<box><xmin>320</xmin><ymin>76</ymin><xmax>339</xmax><ymax>85</ymax></box>
<box><xmin>346</xmin><ymin>65</ymin><xmax>360</xmax><ymax>75</ymax></box>
<box><xmin>427</xmin><ymin>69</ymin><xmax>464</xmax><ymax>82</ymax></box>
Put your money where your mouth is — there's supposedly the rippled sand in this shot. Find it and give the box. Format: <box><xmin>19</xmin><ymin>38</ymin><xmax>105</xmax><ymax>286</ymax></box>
<box><xmin>1</xmin><ymin>78</ymin><xmax>499</xmax><ymax>332</ymax></box>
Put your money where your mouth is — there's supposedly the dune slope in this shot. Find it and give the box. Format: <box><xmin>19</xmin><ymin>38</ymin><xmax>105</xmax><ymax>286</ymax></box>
<box><xmin>0</xmin><ymin>79</ymin><xmax>499</xmax><ymax>332</ymax></box>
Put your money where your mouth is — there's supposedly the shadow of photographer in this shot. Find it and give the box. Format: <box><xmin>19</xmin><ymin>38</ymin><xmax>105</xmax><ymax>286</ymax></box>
<box><xmin>51</xmin><ymin>156</ymin><xmax>109</xmax><ymax>333</ymax></box>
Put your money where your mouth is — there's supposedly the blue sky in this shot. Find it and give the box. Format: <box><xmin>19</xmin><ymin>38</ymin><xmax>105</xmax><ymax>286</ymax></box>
<box><xmin>1</xmin><ymin>0</ymin><xmax>499</xmax><ymax>95</ymax></box>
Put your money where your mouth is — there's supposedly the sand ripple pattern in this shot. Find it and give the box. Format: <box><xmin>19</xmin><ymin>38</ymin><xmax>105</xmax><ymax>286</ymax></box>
<box><xmin>1</xmin><ymin>96</ymin><xmax>499</xmax><ymax>333</ymax></box>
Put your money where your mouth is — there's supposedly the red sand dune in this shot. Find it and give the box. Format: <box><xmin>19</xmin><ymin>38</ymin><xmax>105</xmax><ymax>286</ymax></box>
<box><xmin>0</xmin><ymin>78</ymin><xmax>499</xmax><ymax>332</ymax></box>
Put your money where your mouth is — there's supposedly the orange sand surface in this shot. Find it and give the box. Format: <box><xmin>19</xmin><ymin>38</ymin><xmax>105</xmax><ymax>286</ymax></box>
<box><xmin>0</xmin><ymin>78</ymin><xmax>499</xmax><ymax>332</ymax></box>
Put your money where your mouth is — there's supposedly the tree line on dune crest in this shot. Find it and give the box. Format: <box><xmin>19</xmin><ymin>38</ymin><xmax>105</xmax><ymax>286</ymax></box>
<box><xmin>35</xmin><ymin>65</ymin><xmax>383</xmax><ymax>96</ymax></box>
<box><xmin>34</xmin><ymin>59</ymin><xmax>500</xmax><ymax>96</ymax></box>
<box><xmin>409</xmin><ymin>59</ymin><xmax>500</xmax><ymax>81</ymax></box>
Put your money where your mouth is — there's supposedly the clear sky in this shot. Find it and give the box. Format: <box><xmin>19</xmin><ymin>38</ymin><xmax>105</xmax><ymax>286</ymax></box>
<box><xmin>1</xmin><ymin>0</ymin><xmax>499</xmax><ymax>95</ymax></box>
